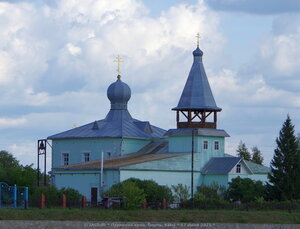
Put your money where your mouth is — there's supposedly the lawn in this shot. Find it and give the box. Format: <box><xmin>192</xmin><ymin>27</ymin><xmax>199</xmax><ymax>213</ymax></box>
<box><xmin>0</xmin><ymin>208</ymin><xmax>299</xmax><ymax>224</ymax></box>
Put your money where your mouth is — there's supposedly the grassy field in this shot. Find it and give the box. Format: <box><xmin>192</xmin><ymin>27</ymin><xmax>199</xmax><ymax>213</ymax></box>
<box><xmin>0</xmin><ymin>208</ymin><xmax>299</xmax><ymax>224</ymax></box>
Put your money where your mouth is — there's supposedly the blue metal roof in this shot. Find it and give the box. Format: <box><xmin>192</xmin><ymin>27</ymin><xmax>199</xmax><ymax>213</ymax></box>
<box><xmin>48</xmin><ymin>110</ymin><xmax>166</xmax><ymax>139</ymax></box>
<box><xmin>201</xmin><ymin>157</ymin><xmax>241</xmax><ymax>174</ymax></box>
<box><xmin>165</xmin><ymin>128</ymin><xmax>230</xmax><ymax>137</ymax></box>
<box><xmin>48</xmin><ymin>77</ymin><xmax>166</xmax><ymax>140</ymax></box>
<box><xmin>173</xmin><ymin>47</ymin><xmax>221</xmax><ymax>111</ymax></box>
<box><xmin>244</xmin><ymin>160</ymin><xmax>270</xmax><ymax>174</ymax></box>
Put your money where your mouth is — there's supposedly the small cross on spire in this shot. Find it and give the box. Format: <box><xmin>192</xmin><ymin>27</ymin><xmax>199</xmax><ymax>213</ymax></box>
<box><xmin>196</xmin><ymin>33</ymin><xmax>200</xmax><ymax>48</ymax></box>
<box><xmin>114</xmin><ymin>55</ymin><xmax>123</xmax><ymax>78</ymax></box>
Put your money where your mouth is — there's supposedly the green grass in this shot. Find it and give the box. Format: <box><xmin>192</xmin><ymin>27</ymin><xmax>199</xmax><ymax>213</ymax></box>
<box><xmin>0</xmin><ymin>208</ymin><xmax>299</xmax><ymax>224</ymax></box>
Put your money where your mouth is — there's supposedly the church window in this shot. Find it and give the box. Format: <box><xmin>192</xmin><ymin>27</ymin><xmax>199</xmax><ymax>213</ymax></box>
<box><xmin>236</xmin><ymin>164</ymin><xmax>241</xmax><ymax>173</ymax></box>
<box><xmin>83</xmin><ymin>152</ymin><xmax>90</xmax><ymax>162</ymax></box>
<box><xmin>62</xmin><ymin>153</ymin><xmax>69</xmax><ymax>166</ymax></box>
<box><xmin>203</xmin><ymin>140</ymin><xmax>208</xmax><ymax>149</ymax></box>
<box><xmin>214</xmin><ymin>141</ymin><xmax>219</xmax><ymax>150</ymax></box>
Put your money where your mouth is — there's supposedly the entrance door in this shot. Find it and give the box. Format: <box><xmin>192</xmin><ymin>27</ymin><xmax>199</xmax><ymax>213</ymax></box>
<box><xmin>91</xmin><ymin>187</ymin><xmax>98</xmax><ymax>206</ymax></box>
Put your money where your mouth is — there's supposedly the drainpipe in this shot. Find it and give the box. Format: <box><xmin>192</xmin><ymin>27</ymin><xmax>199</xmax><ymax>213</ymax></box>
<box><xmin>191</xmin><ymin>129</ymin><xmax>195</xmax><ymax>209</ymax></box>
<box><xmin>100</xmin><ymin>151</ymin><xmax>104</xmax><ymax>195</ymax></box>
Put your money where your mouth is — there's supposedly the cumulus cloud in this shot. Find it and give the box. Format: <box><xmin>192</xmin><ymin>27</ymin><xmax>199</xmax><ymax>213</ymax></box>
<box><xmin>0</xmin><ymin>0</ymin><xmax>226</xmax><ymax>166</ymax></box>
<box><xmin>205</xmin><ymin>0</ymin><xmax>300</xmax><ymax>14</ymax></box>
<box><xmin>1</xmin><ymin>0</ymin><xmax>299</xmax><ymax>167</ymax></box>
<box><xmin>236</xmin><ymin>13</ymin><xmax>300</xmax><ymax>97</ymax></box>
<box><xmin>0</xmin><ymin>117</ymin><xmax>27</xmax><ymax>128</ymax></box>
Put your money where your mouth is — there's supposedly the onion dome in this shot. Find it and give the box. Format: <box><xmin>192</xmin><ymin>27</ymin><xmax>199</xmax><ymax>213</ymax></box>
<box><xmin>107</xmin><ymin>75</ymin><xmax>131</xmax><ymax>110</ymax></box>
<box><xmin>192</xmin><ymin>47</ymin><xmax>203</xmax><ymax>56</ymax></box>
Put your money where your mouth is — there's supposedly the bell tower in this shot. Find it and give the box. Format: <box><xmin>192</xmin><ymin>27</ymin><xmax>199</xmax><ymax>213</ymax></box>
<box><xmin>172</xmin><ymin>41</ymin><xmax>221</xmax><ymax>129</ymax></box>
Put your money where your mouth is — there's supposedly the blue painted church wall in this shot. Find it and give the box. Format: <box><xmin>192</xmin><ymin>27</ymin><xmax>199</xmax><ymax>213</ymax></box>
<box><xmin>54</xmin><ymin>171</ymin><xmax>100</xmax><ymax>201</ymax></box>
<box><xmin>122</xmin><ymin>154</ymin><xmax>200</xmax><ymax>171</ymax></box>
<box><xmin>120</xmin><ymin>170</ymin><xmax>200</xmax><ymax>193</ymax></box>
<box><xmin>168</xmin><ymin>136</ymin><xmax>225</xmax><ymax>169</ymax></box>
<box><xmin>52</xmin><ymin>139</ymin><xmax>122</xmax><ymax>167</ymax></box>
<box><xmin>53</xmin><ymin>169</ymin><xmax>120</xmax><ymax>201</ymax></box>
<box><xmin>202</xmin><ymin>174</ymin><xmax>229</xmax><ymax>187</ymax></box>
<box><xmin>121</xmin><ymin>138</ymin><xmax>151</xmax><ymax>155</ymax></box>
<box><xmin>52</xmin><ymin>138</ymin><xmax>151</xmax><ymax>167</ymax></box>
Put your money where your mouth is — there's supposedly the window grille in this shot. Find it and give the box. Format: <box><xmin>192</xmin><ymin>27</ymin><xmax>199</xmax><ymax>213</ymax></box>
<box><xmin>214</xmin><ymin>141</ymin><xmax>219</xmax><ymax>150</ymax></box>
<box><xmin>62</xmin><ymin>153</ymin><xmax>69</xmax><ymax>166</ymax></box>
<box><xmin>236</xmin><ymin>164</ymin><xmax>241</xmax><ymax>173</ymax></box>
<box><xmin>83</xmin><ymin>153</ymin><xmax>90</xmax><ymax>162</ymax></box>
<box><xmin>203</xmin><ymin>140</ymin><xmax>208</xmax><ymax>150</ymax></box>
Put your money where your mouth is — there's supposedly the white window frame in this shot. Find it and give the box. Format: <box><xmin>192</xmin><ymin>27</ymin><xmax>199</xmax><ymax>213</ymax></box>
<box><xmin>203</xmin><ymin>140</ymin><xmax>208</xmax><ymax>150</ymax></box>
<box><xmin>236</xmin><ymin>164</ymin><xmax>241</xmax><ymax>173</ymax></box>
<box><xmin>83</xmin><ymin>152</ymin><xmax>90</xmax><ymax>162</ymax></box>
<box><xmin>62</xmin><ymin>152</ymin><xmax>69</xmax><ymax>166</ymax></box>
<box><xmin>214</xmin><ymin>141</ymin><xmax>219</xmax><ymax>150</ymax></box>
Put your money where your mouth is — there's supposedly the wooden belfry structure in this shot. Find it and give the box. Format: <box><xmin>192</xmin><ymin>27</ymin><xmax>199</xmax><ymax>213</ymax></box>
<box><xmin>172</xmin><ymin>36</ymin><xmax>221</xmax><ymax>129</ymax></box>
<box><xmin>174</xmin><ymin>109</ymin><xmax>221</xmax><ymax>129</ymax></box>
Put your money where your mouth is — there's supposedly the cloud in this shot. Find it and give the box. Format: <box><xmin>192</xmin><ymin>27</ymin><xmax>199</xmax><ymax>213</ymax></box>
<box><xmin>205</xmin><ymin>0</ymin><xmax>300</xmax><ymax>14</ymax></box>
<box><xmin>0</xmin><ymin>0</ymin><xmax>226</xmax><ymax>166</ymax></box>
<box><xmin>0</xmin><ymin>0</ymin><xmax>224</xmax><ymax>103</ymax></box>
<box><xmin>235</xmin><ymin>13</ymin><xmax>300</xmax><ymax>97</ymax></box>
<box><xmin>0</xmin><ymin>117</ymin><xmax>27</xmax><ymax>128</ymax></box>
<box><xmin>1</xmin><ymin>0</ymin><xmax>299</xmax><ymax>168</ymax></box>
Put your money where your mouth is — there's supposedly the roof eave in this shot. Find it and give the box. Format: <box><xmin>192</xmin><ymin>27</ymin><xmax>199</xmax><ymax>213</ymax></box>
<box><xmin>172</xmin><ymin>107</ymin><xmax>222</xmax><ymax>112</ymax></box>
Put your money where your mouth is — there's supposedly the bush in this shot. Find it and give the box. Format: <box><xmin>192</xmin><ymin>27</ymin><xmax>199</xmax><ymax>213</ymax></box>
<box><xmin>181</xmin><ymin>198</ymin><xmax>231</xmax><ymax>210</ymax></box>
<box><xmin>104</xmin><ymin>180</ymin><xmax>146</xmax><ymax>209</ymax></box>
<box><xmin>30</xmin><ymin>186</ymin><xmax>60</xmax><ymax>207</ymax></box>
<box><xmin>121</xmin><ymin>182</ymin><xmax>146</xmax><ymax>209</ymax></box>
<box><xmin>195</xmin><ymin>183</ymin><xmax>226</xmax><ymax>201</ymax></box>
<box><xmin>59</xmin><ymin>187</ymin><xmax>81</xmax><ymax>207</ymax></box>
<box><xmin>225</xmin><ymin>177</ymin><xmax>266</xmax><ymax>203</ymax></box>
<box><xmin>181</xmin><ymin>199</ymin><xmax>300</xmax><ymax>211</ymax></box>
<box><xmin>123</xmin><ymin>178</ymin><xmax>173</xmax><ymax>203</ymax></box>
<box><xmin>171</xmin><ymin>184</ymin><xmax>190</xmax><ymax>202</ymax></box>
<box><xmin>29</xmin><ymin>186</ymin><xmax>81</xmax><ymax>208</ymax></box>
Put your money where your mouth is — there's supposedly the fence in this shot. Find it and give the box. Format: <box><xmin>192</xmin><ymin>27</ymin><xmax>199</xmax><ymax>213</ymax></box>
<box><xmin>0</xmin><ymin>182</ymin><xmax>28</xmax><ymax>209</ymax></box>
<box><xmin>20</xmin><ymin>193</ymin><xmax>300</xmax><ymax>211</ymax></box>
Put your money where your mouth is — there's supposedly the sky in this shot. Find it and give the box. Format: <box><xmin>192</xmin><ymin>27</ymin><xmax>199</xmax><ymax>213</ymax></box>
<box><xmin>1</xmin><ymin>0</ymin><xmax>300</xmax><ymax>170</ymax></box>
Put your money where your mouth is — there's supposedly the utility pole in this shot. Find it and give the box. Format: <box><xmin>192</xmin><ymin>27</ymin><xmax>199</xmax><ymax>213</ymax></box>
<box><xmin>191</xmin><ymin>129</ymin><xmax>195</xmax><ymax>209</ymax></box>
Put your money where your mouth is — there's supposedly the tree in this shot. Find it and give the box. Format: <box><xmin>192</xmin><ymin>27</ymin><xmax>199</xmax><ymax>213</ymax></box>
<box><xmin>236</xmin><ymin>141</ymin><xmax>251</xmax><ymax>161</ymax></box>
<box><xmin>123</xmin><ymin>178</ymin><xmax>173</xmax><ymax>203</ymax></box>
<box><xmin>104</xmin><ymin>180</ymin><xmax>146</xmax><ymax>209</ymax></box>
<box><xmin>171</xmin><ymin>184</ymin><xmax>190</xmax><ymax>202</ymax></box>
<box><xmin>194</xmin><ymin>182</ymin><xmax>226</xmax><ymax>201</ymax></box>
<box><xmin>226</xmin><ymin>177</ymin><xmax>265</xmax><ymax>203</ymax></box>
<box><xmin>0</xmin><ymin>150</ymin><xmax>37</xmax><ymax>187</ymax></box>
<box><xmin>251</xmin><ymin>146</ymin><xmax>264</xmax><ymax>165</ymax></box>
<box><xmin>268</xmin><ymin>115</ymin><xmax>300</xmax><ymax>200</ymax></box>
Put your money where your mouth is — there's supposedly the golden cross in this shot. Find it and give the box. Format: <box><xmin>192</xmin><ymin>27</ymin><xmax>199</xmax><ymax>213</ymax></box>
<box><xmin>114</xmin><ymin>55</ymin><xmax>123</xmax><ymax>75</ymax></box>
<box><xmin>196</xmin><ymin>33</ymin><xmax>200</xmax><ymax>48</ymax></box>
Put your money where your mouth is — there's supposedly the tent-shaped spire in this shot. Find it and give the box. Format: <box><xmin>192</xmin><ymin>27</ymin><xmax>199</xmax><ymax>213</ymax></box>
<box><xmin>172</xmin><ymin>46</ymin><xmax>221</xmax><ymax>129</ymax></box>
<box><xmin>173</xmin><ymin>47</ymin><xmax>221</xmax><ymax>111</ymax></box>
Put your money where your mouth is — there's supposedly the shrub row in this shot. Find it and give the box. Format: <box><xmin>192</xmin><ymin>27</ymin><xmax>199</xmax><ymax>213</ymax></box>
<box><xmin>29</xmin><ymin>186</ymin><xmax>81</xmax><ymax>208</ymax></box>
<box><xmin>180</xmin><ymin>199</ymin><xmax>300</xmax><ymax>211</ymax></box>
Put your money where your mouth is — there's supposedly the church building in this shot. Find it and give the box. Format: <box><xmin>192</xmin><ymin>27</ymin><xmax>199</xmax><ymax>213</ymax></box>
<box><xmin>48</xmin><ymin>43</ymin><xmax>270</xmax><ymax>203</ymax></box>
